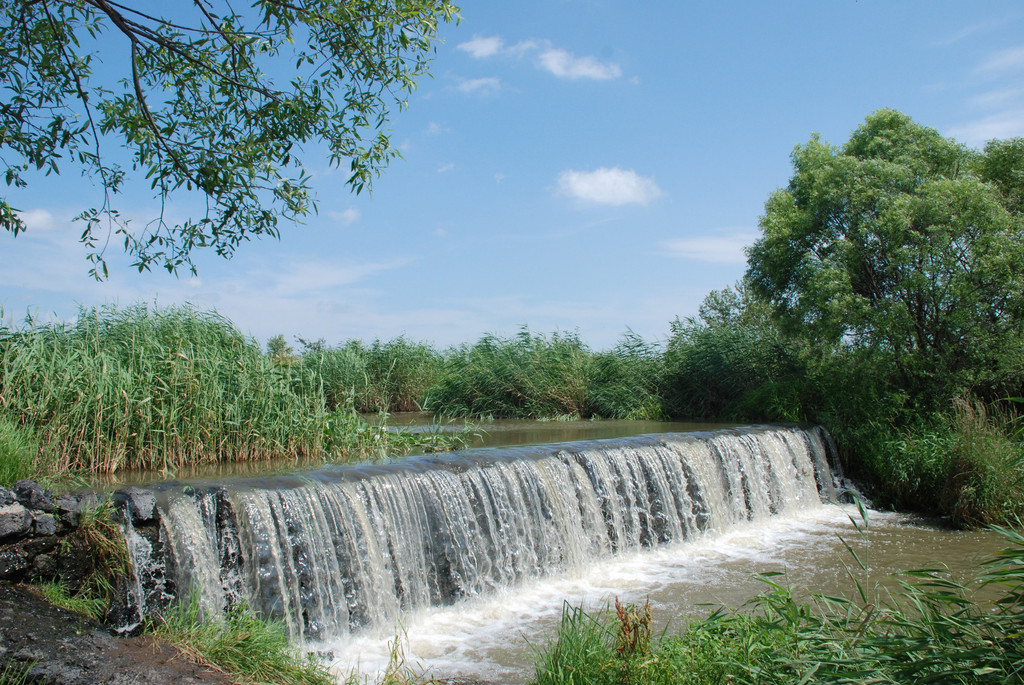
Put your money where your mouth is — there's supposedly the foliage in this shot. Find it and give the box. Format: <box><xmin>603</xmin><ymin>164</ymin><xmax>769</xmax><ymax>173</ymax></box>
<box><xmin>0</xmin><ymin>660</ymin><xmax>34</xmax><ymax>685</ymax></box>
<box><xmin>154</xmin><ymin>596</ymin><xmax>333</xmax><ymax>685</ymax></box>
<box><xmin>531</xmin><ymin>523</ymin><xmax>1024</xmax><ymax>684</ymax></box>
<box><xmin>298</xmin><ymin>337</ymin><xmax>442</xmax><ymax>413</ymax></box>
<box><xmin>358</xmin><ymin>337</ymin><xmax>444</xmax><ymax>413</ymax></box>
<box><xmin>881</xmin><ymin>399</ymin><xmax>1024</xmax><ymax>527</ymax></box>
<box><xmin>267</xmin><ymin>335</ymin><xmax>295</xmax><ymax>364</ymax></box>
<box><xmin>746</xmin><ymin>109</ymin><xmax>1024</xmax><ymax>407</ymax></box>
<box><xmin>324</xmin><ymin>405</ymin><xmax>475</xmax><ymax>461</ymax></box>
<box><xmin>1</xmin><ymin>0</ymin><xmax>458</xmax><ymax>277</ymax></box>
<box><xmin>531</xmin><ymin>602</ymin><xmax>620</xmax><ymax>685</ymax></box>
<box><xmin>0</xmin><ymin>303</ymin><xmax>472</xmax><ymax>477</ymax></box>
<box><xmin>662</xmin><ymin>282</ymin><xmax>806</xmax><ymax>422</ymax></box>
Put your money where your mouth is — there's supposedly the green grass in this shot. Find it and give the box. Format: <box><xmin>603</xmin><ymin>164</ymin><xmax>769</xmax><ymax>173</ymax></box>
<box><xmin>0</xmin><ymin>660</ymin><xmax>34</xmax><ymax>685</ymax></box>
<box><xmin>867</xmin><ymin>399</ymin><xmax>1024</xmax><ymax>527</ymax></box>
<box><xmin>531</xmin><ymin>518</ymin><xmax>1024</xmax><ymax>685</ymax></box>
<box><xmin>154</xmin><ymin>597</ymin><xmax>333</xmax><ymax>685</ymax></box>
<box><xmin>37</xmin><ymin>497</ymin><xmax>131</xmax><ymax>622</ymax></box>
<box><xmin>0</xmin><ymin>414</ymin><xmax>45</xmax><ymax>484</ymax></box>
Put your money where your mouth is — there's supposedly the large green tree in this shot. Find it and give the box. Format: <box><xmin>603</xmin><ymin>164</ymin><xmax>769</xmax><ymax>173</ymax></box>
<box><xmin>746</xmin><ymin>109</ymin><xmax>1024</xmax><ymax>399</ymax></box>
<box><xmin>0</xmin><ymin>0</ymin><xmax>457</xmax><ymax>277</ymax></box>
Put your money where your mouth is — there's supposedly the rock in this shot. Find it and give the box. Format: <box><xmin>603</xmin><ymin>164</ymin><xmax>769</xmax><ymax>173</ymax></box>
<box><xmin>0</xmin><ymin>487</ymin><xmax>14</xmax><ymax>507</ymax></box>
<box><xmin>31</xmin><ymin>553</ymin><xmax>57</xmax><ymax>578</ymax></box>
<box><xmin>33</xmin><ymin>513</ymin><xmax>57</xmax><ymax>537</ymax></box>
<box><xmin>54</xmin><ymin>494</ymin><xmax>83</xmax><ymax>528</ymax></box>
<box><xmin>0</xmin><ymin>547</ymin><xmax>28</xmax><ymax>580</ymax></box>
<box><xmin>12</xmin><ymin>480</ymin><xmax>54</xmax><ymax>512</ymax></box>
<box><xmin>0</xmin><ymin>503</ymin><xmax>33</xmax><ymax>539</ymax></box>
<box><xmin>111</xmin><ymin>487</ymin><xmax>156</xmax><ymax>524</ymax></box>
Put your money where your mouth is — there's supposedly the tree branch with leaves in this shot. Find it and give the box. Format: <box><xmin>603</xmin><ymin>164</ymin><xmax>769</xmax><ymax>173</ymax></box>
<box><xmin>0</xmin><ymin>0</ymin><xmax>458</xmax><ymax>277</ymax></box>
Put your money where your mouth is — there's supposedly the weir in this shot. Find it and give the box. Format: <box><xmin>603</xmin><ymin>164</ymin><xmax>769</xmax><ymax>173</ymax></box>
<box><xmin>123</xmin><ymin>425</ymin><xmax>843</xmax><ymax>643</ymax></box>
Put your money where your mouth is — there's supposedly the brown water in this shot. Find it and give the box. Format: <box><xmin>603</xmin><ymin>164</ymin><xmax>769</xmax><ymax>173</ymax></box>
<box><xmin>322</xmin><ymin>508</ymin><xmax>1008</xmax><ymax>684</ymax></box>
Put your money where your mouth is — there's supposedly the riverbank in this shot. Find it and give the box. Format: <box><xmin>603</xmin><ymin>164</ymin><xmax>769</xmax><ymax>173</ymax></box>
<box><xmin>0</xmin><ymin>583</ymin><xmax>232</xmax><ymax>684</ymax></box>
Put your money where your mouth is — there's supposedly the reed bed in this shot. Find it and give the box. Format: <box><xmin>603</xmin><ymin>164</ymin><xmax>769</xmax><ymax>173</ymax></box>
<box><xmin>425</xmin><ymin>329</ymin><xmax>664</xmax><ymax>420</ymax></box>
<box><xmin>299</xmin><ymin>337</ymin><xmax>443</xmax><ymax>413</ymax></box>
<box><xmin>0</xmin><ymin>304</ymin><xmax>327</xmax><ymax>474</ymax></box>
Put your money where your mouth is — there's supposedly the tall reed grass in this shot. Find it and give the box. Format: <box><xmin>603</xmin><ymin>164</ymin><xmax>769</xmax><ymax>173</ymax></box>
<box><xmin>300</xmin><ymin>337</ymin><xmax>443</xmax><ymax>413</ymax></box>
<box><xmin>425</xmin><ymin>329</ymin><xmax>665</xmax><ymax>420</ymax></box>
<box><xmin>0</xmin><ymin>304</ymin><xmax>328</xmax><ymax>474</ymax></box>
<box><xmin>879</xmin><ymin>398</ymin><xmax>1024</xmax><ymax>527</ymax></box>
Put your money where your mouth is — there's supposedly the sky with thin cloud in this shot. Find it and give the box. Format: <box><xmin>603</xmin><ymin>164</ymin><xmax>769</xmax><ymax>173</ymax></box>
<box><xmin>3</xmin><ymin>1</ymin><xmax>1024</xmax><ymax>349</ymax></box>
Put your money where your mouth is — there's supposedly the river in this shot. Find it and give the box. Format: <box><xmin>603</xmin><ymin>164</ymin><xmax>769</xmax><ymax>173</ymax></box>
<box><xmin>120</xmin><ymin>418</ymin><xmax>1006</xmax><ymax>684</ymax></box>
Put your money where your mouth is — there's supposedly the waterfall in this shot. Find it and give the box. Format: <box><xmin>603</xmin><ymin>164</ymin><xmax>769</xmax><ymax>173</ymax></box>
<box><xmin>128</xmin><ymin>425</ymin><xmax>842</xmax><ymax>642</ymax></box>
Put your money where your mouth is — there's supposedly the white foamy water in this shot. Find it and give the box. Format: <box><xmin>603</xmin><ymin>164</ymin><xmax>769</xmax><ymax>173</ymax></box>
<box><xmin>321</xmin><ymin>503</ymin><xmax>876</xmax><ymax>683</ymax></box>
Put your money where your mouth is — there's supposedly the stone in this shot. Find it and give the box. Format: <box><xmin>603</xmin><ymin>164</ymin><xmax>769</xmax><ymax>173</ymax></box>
<box><xmin>31</xmin><ymin>553</ymin><xmax>57</xmax><ymax>579</ymax></box>
<box><xmin>0</xmin><ymin>503</ymin><xmax>33</xmax><ymax>539</ymax></box>
<box><xmin>0</xmin><ymin>487</ymin><xmax>14</xmax><ymax>506</ymax></box>
<box><xmin>0</xmin><ymin>547</ymin><xmax>28</xmax><ymax>580</ymax></box>
<box><xmin>33</xmin><ymin>513</ymin><xmax>57</xmax><ymax>537</ymax></box>
<box><xmin>54</xmin><ymin>494</ymin><xmax>83</xmax><ymax>528</ymax></box>
<box><xmin>112</xmin><ymin>487</ymin><xmax>157</xmax><ymax>524</ymax></box>
<box><xmin>12</xmin><ymin>480</ymin><xmax>54</xmax><ymax>512</ymax></box>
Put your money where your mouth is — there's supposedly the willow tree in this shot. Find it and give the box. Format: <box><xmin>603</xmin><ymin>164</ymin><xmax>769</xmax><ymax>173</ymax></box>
<box><xmin>0</xmin><ymin>0</ymin><xmax>457</xmax><ymax>277</ymax></box>
<box><xmin>746</xmin><ymin>109</ymin><xmax>1024</xmax><ymax>400</ymax></box>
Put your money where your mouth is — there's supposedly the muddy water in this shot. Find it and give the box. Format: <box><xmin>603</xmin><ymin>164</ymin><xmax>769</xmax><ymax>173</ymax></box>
<box><xmin>377</xmin><ymin>414</ymin><xmax>738</xmax><ymax>449</ymax></box>
<box><xmin>321</xmin><ymin>506</ymin><xmax>1006</xmax><ymax>684</ymax></box>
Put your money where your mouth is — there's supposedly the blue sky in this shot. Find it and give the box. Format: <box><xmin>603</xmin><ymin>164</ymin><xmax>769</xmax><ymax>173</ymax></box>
<box><xmin>3</xmin><ymin>1</ymin><xmax>1024</xmax><ymax>350</ymax></box>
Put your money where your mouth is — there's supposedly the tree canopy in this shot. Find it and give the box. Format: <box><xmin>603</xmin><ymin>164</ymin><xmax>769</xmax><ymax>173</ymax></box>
<box><xmin>746</xmin><ymin>109</ymin><xmax>1024</xmax><ymax>397</ymax></box>
<box><xmin>0</xmin><ymin>0</ymin><xmax>457</xmax><ymax>277</ymax></box>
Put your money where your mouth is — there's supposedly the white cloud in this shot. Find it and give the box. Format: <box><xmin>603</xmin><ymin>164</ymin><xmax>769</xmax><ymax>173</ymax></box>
<box><xmin>977</xmin><ymin>46</ymin><xmax>1024</xmax><ymax>74</ymax></box>
<box><xmin>456</xmin><ymin>35</ymin><xmax>621</xmax><ymax>82</ymax></box>
<box><xmin>17</xmin><ymin>208</ymin><xmax>57</xmax><ymax>232</ymax></box>
<box><xmin>328</xmin><ymin>208</ymin><xmax>360</xmax><ymax>225</ymax></box>
<box><xmin>933</xmin><ymin>19</ymin><xmax>1003</xmax><ymax>47</ymax></box>
<box><xmin>262</xmin><ymin>258</ymin><xmax>409</xmax><ymax>298</ymax></box>
<box><xmin>947</xmin><ymin>109</ymin><xmax>1024</xmax><ymax>147</ymax></box>
<box><xmin>556</xmin><ymin>167</ymin><xmax>661</xmax><ymax>206</ymax></box>
<box><xmin>969</xmin><ymin>87</ymin><xmax>1024</xmax><ymax>109</ymax></box>
<box><xmin>457</xmin><ymin>77</ymin><xmax>501</xmax><ymax>95</ymax></box>
<box><xmin>537</xmin><ymin>49</ymin><xmax>621</xmax><ymax>80</ymax></box>
<box><xmin>660</xmin><ymin>231</ymin><xmax>760</xmax><ymax>265</ymax></box>
<box><xmin>458</xmin><ymin>35</ymin><xmax>505</xmax><ymax>58</ymax></box>
<box><xmin>437</xmin><ymin>162</ymin><xmax>455</xmax><ymax>173</ymax></box>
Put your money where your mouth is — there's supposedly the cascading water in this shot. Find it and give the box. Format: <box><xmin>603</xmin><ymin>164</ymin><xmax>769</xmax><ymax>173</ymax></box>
<box><xmin>125</xmin><ymin>425</ymin><xmax>843</xmax><ymax>647</ymax></box>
